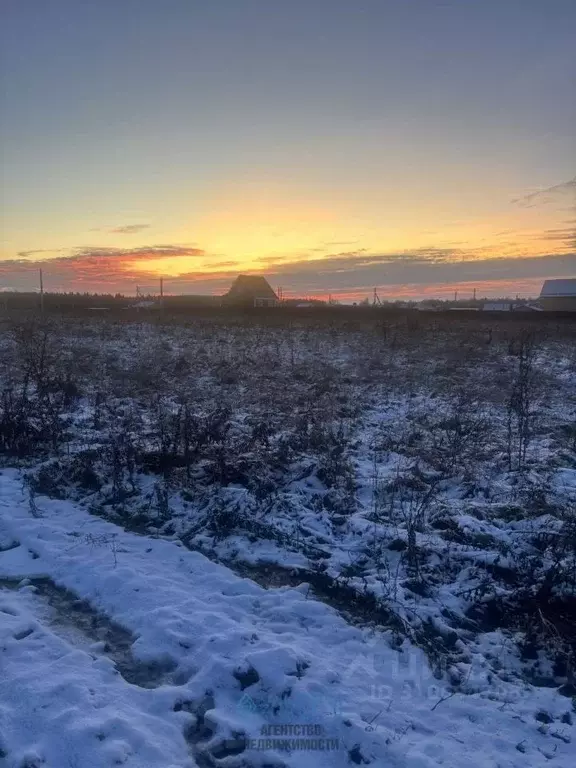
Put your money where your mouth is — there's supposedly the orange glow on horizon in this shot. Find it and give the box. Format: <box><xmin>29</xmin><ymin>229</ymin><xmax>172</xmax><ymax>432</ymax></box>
<box><xmin>2</xmin><ymin>181</ymin><xmax>572</xmax><ymax>301</ymax></box>
<box><xmin>114</xmin><ymin>184</ymin><xmax>572</xmax><ymax>280</ymax></box>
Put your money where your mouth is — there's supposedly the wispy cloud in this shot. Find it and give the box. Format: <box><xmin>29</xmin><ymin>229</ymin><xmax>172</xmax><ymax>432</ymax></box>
<box><xmin>17</xmin><ymin>248</ymin><xmax>66</xmax><ymax>259</ymax></box>
<box><xmin>540</xmin><ymin>226</ymin><xmax>576</xmax><ymax>248</ymax></box>
<box><xmin>203</xmin><ymin>260</ymin><xmax>237</xmax><ymax>269</ymax></box>
<box><xmin>108</xmin><ymin>224</ymin><xmax>151</xmax><ymax>235</ymax></box>
<box><xmin>1</xmin><ymin>241</ymin><xmax>573</xmax><ymax>299</ymax></box>
<box><xmin>89</xmin><ymin>224</ymin><xmax>151</xmax><ymax>235</ymax></box>
<box><xmin>512</xmin><ymin>176</ymin><xmax>576</xmax><ymax>208</ymax></box>
<box><xmin>261</xmin><ymin>250</ymin><xmax>575</xmax><ymax>292</ymax></box>
<box><xmin>0</xmin><ymin>245</ymin><xmax>205</xmax><ymax>292</ymax></box>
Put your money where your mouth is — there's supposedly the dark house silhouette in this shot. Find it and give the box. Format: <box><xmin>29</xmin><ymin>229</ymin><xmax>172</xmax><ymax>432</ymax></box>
<box><xmin>222</xmin><ymin>275</ymin><xmax>279</xmax><ymax>307</ymax></box>
<box><xmin>539</xmin><ymin>279</ymin><xmax>576</xmax><ymax>312</ymax></box>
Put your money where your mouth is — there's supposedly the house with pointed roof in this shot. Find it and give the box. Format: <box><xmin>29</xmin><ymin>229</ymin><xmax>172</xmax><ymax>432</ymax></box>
<box><xmin>222</xmin><ymin>275</ymin><xmax>279</xmax><ymax>307</ymax></box>
<box><xmin>539</xmin><ymin>279</ymin><xmax>576</xmax><ymax>311</ymax></box>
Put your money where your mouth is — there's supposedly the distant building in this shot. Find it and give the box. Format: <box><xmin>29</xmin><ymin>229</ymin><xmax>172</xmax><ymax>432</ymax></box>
<box><xmin>133</xmin><ymin>300</ymin><xmax>158</xmax><ymax>309</ymax></box>
<box><xmin>511</xmin><ymin>303</ymin><xmax>542</xmax><ymax>312</ymax></box>
<box><xmin>539</xmin><ymin>279</ymin><xmax>576</xmax><ymax>311</ymax></box>
<box><xmin>222</xmin><ymin>275</ymin><xmax>279</xmax><ymax>307</ymax></box>
<box><xmin>482</xmin><ymin>302</ymin><xmax>512</xmax><ymax>311</ymax></box>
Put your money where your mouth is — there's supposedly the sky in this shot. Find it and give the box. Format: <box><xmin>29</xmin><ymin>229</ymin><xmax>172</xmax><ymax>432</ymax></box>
<box><xmin>0</xmin><ymin>0</ymin><xmax>574</xmax><ymax>300</ymax></box>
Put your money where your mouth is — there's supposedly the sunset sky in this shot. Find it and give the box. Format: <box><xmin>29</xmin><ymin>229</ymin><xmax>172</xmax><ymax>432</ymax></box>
<box><xmin>1</xmin><ymin>0</ymin><xmax>574</xmax><ymax>300</ymax></box>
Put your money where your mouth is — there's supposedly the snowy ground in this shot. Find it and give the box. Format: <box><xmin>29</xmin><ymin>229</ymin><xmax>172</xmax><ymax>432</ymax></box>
<box><xmin>1</xmin><ymin>468</ymin><xmax>575</xmax><ymax>768</ymax></box>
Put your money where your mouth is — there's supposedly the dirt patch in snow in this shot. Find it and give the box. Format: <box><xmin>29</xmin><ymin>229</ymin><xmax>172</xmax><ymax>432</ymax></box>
<box><xmin>0</xmin><ymin>576</ymin><xmax>177</xmax><ymax>688</ymax></box>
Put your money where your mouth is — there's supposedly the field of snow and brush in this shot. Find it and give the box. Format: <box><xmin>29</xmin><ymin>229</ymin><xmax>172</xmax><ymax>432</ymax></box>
<box><xmin>0</xmin><ymin>309</ymin><xmax>575</xmax><ymax>767</ymax></box>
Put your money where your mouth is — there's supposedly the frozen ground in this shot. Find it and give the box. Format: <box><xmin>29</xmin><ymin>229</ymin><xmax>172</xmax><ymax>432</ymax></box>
<box><xmin>1</xmin><ymin>468</ymin><xmax>575</xmax><ymax>768</ymax></box>
<box><xmin>1</xmin><ymin>314</ymin><xmax>575</xmax><ymax>766</ymax></box>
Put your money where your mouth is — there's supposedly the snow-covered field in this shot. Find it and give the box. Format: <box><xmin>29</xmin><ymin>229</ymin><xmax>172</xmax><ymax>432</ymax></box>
<box><xmin>1</xmin><ymin>313</ymin><xmax>575</xmax><ymax>766</ymax></box>
<box><xmin>1</xmin><ymin>471</ymin><xmax>574</xmax><ymax>768</ymax></box>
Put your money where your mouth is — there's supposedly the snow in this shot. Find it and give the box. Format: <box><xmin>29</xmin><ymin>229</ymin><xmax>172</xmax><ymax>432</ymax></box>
<box><xmin>1</xmin><ymin>469</ymin><xmax>575</xmax><ymax>767</ymax></box>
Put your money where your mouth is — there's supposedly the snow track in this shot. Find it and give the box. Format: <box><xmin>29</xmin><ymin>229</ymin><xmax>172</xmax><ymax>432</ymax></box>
<box><xmin>0</xmin><ymin>585</ymin><xmax>195</xmax><ymax>768</ymax></box>
<box><xmin>1</xmin><ymin>468</ymin><xmax>575</xmax><ymax>767</ymax></box>
<box><xmin>1</xmin><ymin>574</ymin><xmax>178</xmax><ymax>689</ymax></box>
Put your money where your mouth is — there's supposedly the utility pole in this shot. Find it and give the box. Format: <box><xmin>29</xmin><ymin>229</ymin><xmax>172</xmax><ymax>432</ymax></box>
<box><xmin>473</xmin><ymin>287</ymin><xmax>477</xmax><ymax>301</ymax></box>
<box><xmin>159</xmin><ymin>277</ymin><xmax>164</xmax><ymax>314</ymax></box>
<box><xmin>454</xmin><ymin>290</ymin><xmax>458</xmax><ymax>302</ymax></box>
<box><xmin>39</xmin><ymin>268</ymin><xmax>44</xmax><ymax>316</ymax></box>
